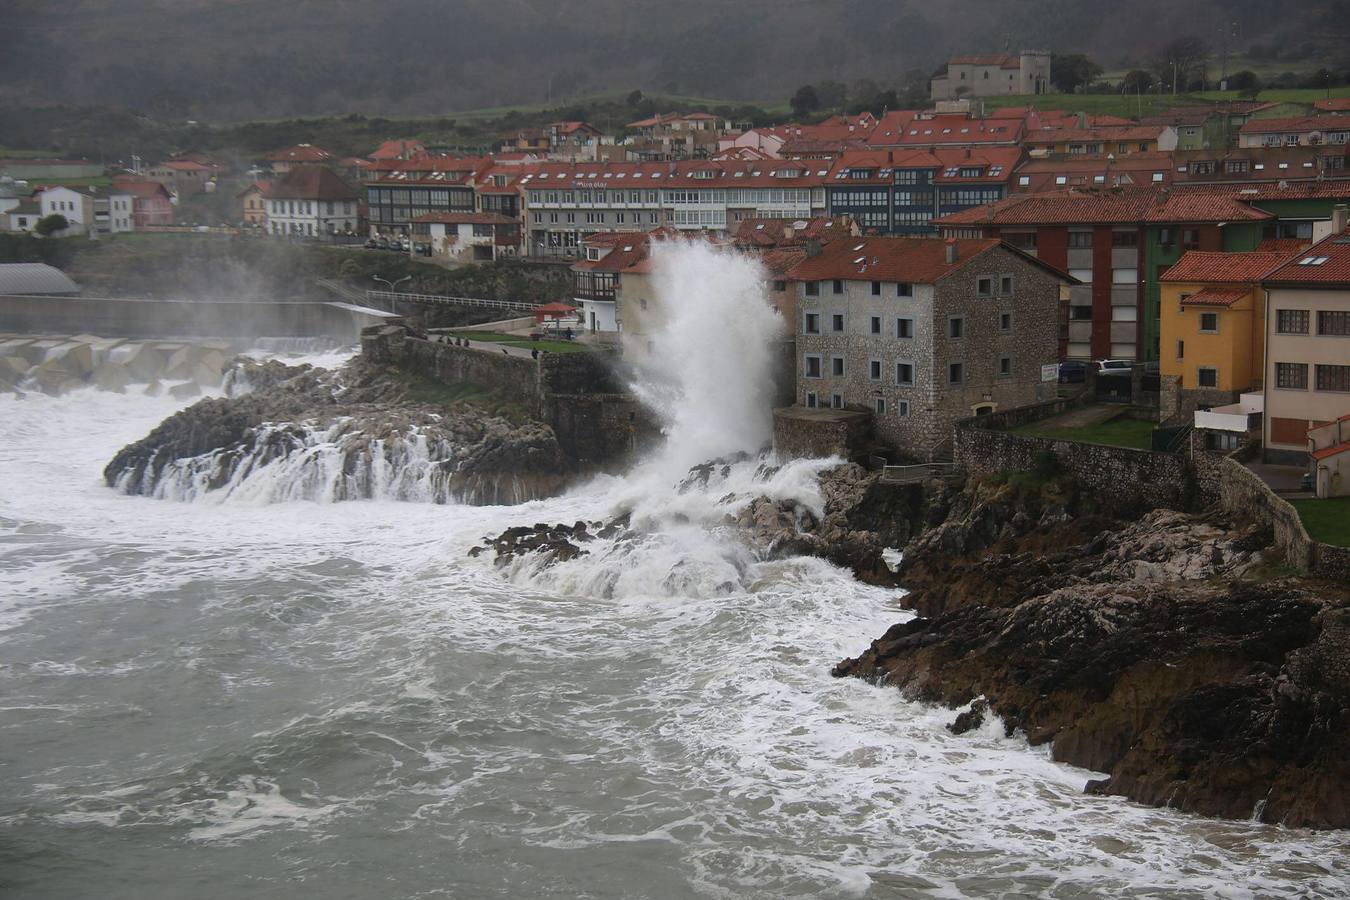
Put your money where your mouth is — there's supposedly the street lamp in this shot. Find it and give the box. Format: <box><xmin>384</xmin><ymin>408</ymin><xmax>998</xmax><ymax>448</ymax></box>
<box><xmin>372</xmin><ymin>274</ymin><xmax>412</xmax><ymax>292</ymax></box>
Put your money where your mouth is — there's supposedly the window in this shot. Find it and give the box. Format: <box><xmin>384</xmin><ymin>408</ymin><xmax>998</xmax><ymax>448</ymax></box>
<box><xmin>1275</xmin><ymin>362</ymin><xmax>1307</xmax><ymax>389</ymax></box>
<box><xmin>874</xmin><ymin>398</ymin><xmax>886</xmax><ymax>415</ymax></box>
<box><xmin>772</xmin><ymin>280</ymin><xmax>787</xmax><ymax>292</ymax></box>
<box><xmin>1197</xmin><ymin>367</ymin><xmax>1218</xmax><ymax>388</ymax></box>
<box><xmin>977</xmin><ymin>277</ymin><xmax>992</xmax><ymax>297</ymax></box>
<box><xmin>1276</xmin><ymin>309</ymin><xmax>1309</xmax><ymax>334</ymax></box>
<box><xmin>949</xmin><ymin>362</ymin><xmax>964</xmax><ymax>384</ymax></box>
<box><xmin>1317</xmin><ymin>311</ymin><xmax>1350</xmax><ymax>336</ymax></box>
<box><xmin>1003</xmin><ymin>231</ymin><xmax>1036</xmax><ymax>250</ymax></box>
<box><xmin>1000</xmin><ymin>312</ymin><xmax>1012</xmax><ymax>332</ymax></box>
<box><xmin>806</xmin><ymin>392</ymin><xmax>818</xmax><ymax>408</ymax></box>
<box><xmin>999</xmin><ymin>355</ymin><xmax>1012</xmax><ymax>376</ymax></box>
<box><xmin>870</xmin><ymin>316</ymin><xmax>881</xmax><ymax>335</ymax></box>
<box><xmin>1176</xmin><ymin>339</ymin><xmax>1185</xmax><ymax>359</ymax></box>
<box><xmin>1071</xmin><ymin>305</ymin><xmax>1093</xmax><ymax>320</ymax></box>
<box><xmin>999</xmin><ymin>275</ymin><xmax>1014</xmax><ymax>295</ymax></box>
<box><xmin>1112</xmin><ymin>268</ymin><xmax>1138</xmax><ymax>285</ymax></box>
<box><xmin>948</xmin><ymin>317</ymin><xmax>964</xmax><ymax>339</ymax></box>
<box><xmin>1067</xmin><ymin>231</ymin><xmax>1093</xmax><ymax>249</ymax></box>
<box><xmin>805</xmin><ymin>281</ymin><xmax>819</xmax><ymax>297</ymax></box>
<box><xmin>804</xmin><ymin>354</ymin><xmax>822</xmax><ymax>378</ymax></box>
<box><xmin>1316</xmin><ymin>364</ymin><xmax>1350</xmax><ymax>392</ymax></box>
<box><xmin>831</xmin><ymin>394</ymin><xmax>844</xmax><ymax>409</ymax></box>
<box><xmin>831</xmin><ymin>356</ymin><xmax>846</xmax><ymax>376</ymax></box>
<box><xmin>869</xmin><ymin>359</ymin><xmax>882</xmax><ymax>380</ymax></box>
<box><xmin>896</xmin><ymin>317</ymin><xmax>913</xmax><ymax>339</ymax></box>
<box><xmin>804</xmin><ymin>313</ymin><xmax>820</xmax><ymax>334</ymax></box>
<box><xmin>871</xmin><ymin>281</ymin><xmax>881</xmax><ymax>296</ymax></box>
<box><xmin>897</xmin><ymin>282</ymin><xmax>913</xmax><ymax>297</ymax></box>
<box><xmin>1182</xmin><ymin>229</ymin><xmax>1200</xmax><ymax>250</ymax></box>
<box><xmin>1069</xmin><ymin>268</ymin><xmax>1093</xmax><ymax>284</ymax></box>
<box><xmin>1199</xmin><ymin>312</ymin><xmax>1219</xmax><ymax>333</ymax></box>
<box><xmin>897</xmin><ymin>400</ymin><xmax>910</xmax><ymax>417</ymax></box>
<box><xmin>896</xmin><ymin>362</ymin><xmax>914</xmax><ymax>385</ymax></box>
<box><xmin>831</xmin><ymin>314</ymin><xmax>845</xmax><ymax>332</ymax></box>
<box><xmin>1110</xmin><ymin>230</ymin><xmax>1139</xmax><ymax>249</ymax></box>
<box><xmin>832</xmin><ymin>279</ymin><xmax>844</xmax><ymax>294</ymax></box>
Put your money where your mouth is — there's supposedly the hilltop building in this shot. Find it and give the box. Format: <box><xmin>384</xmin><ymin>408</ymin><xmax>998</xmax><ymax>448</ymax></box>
<box><xmin>930</xmin><ymin>52</ymin><xmax>1051</xmax><ymax>102</ymax></box>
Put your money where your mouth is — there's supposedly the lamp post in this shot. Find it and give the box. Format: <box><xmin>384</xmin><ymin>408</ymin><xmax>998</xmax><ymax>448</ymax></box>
<box><xmin>371</xmin><ymin>274</ymin><xmax>412</xmax><ymax>313</ymax></box>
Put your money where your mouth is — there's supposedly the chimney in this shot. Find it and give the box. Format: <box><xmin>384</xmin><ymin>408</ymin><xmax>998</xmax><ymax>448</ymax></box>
<box><xmin>1333</xmin><ymin>203</ymin><xmax>1349</xmax><ymax>234</ymax></box>
<box><xmin>945</xmin><ymin>238</ymin><xmax>958</xmax><ymax>264</ymax></box>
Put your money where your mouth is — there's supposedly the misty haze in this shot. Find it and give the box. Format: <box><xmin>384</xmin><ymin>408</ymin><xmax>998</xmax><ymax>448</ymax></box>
<box><xmin>2</xmin><ymin>1</ymin><xmax>1349</xmax><ymax>897</ymax></box>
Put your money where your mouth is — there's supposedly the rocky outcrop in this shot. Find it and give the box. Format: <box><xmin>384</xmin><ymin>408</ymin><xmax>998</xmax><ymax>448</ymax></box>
<box><xmin>105</xmin><ymin>357</ymin><xmax>567</xmax><ymax>505</ymax></box>
<box><xmin>833</xmin><ymin>475</ymin><xmax>1350</xmax><ymax>829</ymax></box>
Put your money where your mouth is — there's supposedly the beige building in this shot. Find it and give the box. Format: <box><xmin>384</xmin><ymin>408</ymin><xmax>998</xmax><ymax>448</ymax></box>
<box><xmin>1262</xmin><ymin>228</ymin><xmax>1350</xmax><ymax>464</ymax></box>
<box><xmin>930</xmin><ymin>52</ymin><xmax>1051</xmax><ymax>102</ymax></box>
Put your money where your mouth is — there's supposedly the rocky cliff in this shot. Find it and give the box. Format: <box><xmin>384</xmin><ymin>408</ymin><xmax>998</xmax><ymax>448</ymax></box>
<box><xmin>830</xmin><ymin>471</ymin><xmax>1350</xmax><ymax>829</ymax></box>
<box><xmin>105</xmin><ymin>357</ymin><xmax>566</xmax><ymax>505</ymax></box>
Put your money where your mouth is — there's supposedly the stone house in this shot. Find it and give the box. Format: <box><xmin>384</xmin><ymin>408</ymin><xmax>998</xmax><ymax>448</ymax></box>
<box><xmin>412</xmin><ymin>212</ymin><xmax>519</xmax><ymax>263</ymax></box>
<box><xmin>787</xmin><ymin>236</ymin><xmax>1072</xmax><ymax>461</ymax></box>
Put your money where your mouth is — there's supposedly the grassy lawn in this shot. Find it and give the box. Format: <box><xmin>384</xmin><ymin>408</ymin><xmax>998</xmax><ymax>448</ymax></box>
<box><xmin>1011</xmin><ymin>416</ymin><xmax>1156</xmax><ymax>450</ymax></box>
<box><xmin>980</xmin><ymin>86</ymin><xmax>1350</xmax><ymax>120</ymax></box>
<box><xmin>1289</xmin><ymin>498</ymin><xmax>1350</xmax><ymax>548</ymax></box>
<box><xmin>445</xmin><ymin>330</ymin><xmax>591</xmax><ymax>354</ymax></box>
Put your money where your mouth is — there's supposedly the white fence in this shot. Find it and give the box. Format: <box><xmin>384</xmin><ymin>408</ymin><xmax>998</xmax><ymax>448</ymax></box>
<box><xmin>365</xmin><ymin>290</ymin><xmax>538</xmax><ymax>313</ymax></box>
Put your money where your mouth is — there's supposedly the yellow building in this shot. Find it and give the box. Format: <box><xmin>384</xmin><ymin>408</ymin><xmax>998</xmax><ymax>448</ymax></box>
<box><xmin>1158</xmin><ymin>248</ymin><xmax>1295</xmax><ymax>420</ymax></box>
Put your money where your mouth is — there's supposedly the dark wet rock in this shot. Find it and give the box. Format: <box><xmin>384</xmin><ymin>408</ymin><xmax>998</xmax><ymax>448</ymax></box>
<box><xmin>104</xmin><ymin>357</ymin><xmax>566</xmax><ymax>505</ymax></box>
<box><xmin>948</xmin><ymin>699</ymin><xmax>988</xmax><ymax>735</ymax></box>
<box><xmin>830</xmin><ymin>474</ymin><xmax>1350</xmax><ymax>829</ymax></box>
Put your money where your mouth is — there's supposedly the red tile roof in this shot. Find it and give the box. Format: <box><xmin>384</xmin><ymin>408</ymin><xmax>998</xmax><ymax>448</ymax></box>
<box><xmin>1314</xmin><ymin>99</ymin><xmax>1350</xmax><ymax>113</ymax></box>
<box><xmin>265</xmin><ymin>165</ymin><xmax>358</xmax><ymax>201</ymax></box>
<box><xmin>1238</xmin><ymin>115</ymin><xmax>1350</xmax><ymax>135</ymax></box>
<box><xmin>1263</xmin><ymin>230</ymin><xmax>1350</xmax><ymax>285</ymax></box>
<box><xmin>159</xmin><ymin>159</ymin><xmax>211</xmax><ymax>172</ymax></box>
<box><xmin>868</xmin><ymin>113</ymin><xmax>1023</xmax><ymax>148</ymax></box>
<box><xmin>936</xmin><ymin>187</ymin><xmax>1274</xmax><ymax>227</ymax></box>
<box><xmin>1161</xmin><ymin>249</ymin><xmax>1296</xmax><ymax>283</ymax></box>
<box><xmin>734</xmin><ymin>216</ymin><xmax>856</xmax><ymax>249</ymax></box>
<box><xmin>760</xmin><ymin>246</ymin><xmax>808</xmax><ymax>277</ymax></box>
<box><xmin>369</xmin><ymin>139</ymin><xmax>426</xmax><ymax>160</ymax></box>
<box><xmin>235</xmin><ymin>179</ymin><xmax>273</xmax><ymax>198</ymax></box>
<box><xmin>1178</xmin><ymin>287</ymin><xmax>1252</xmax><ymax>307</ymax></box>
<box><xmin>786</xmin><ymin>236</ymin><xmax>1002</xmax><ymax>283</ymax></box>
<box><xmin>1024</xmin><ymin>124</ymin><xmax>1171</xmax><ymax>145</ymax></box>
<box><xmin>1311</xmin><ymin>440</ymin><xmax>1350</xmax><ymax>461</ymax></box>
<box><xmin>266</xmin><ymin>143</ymin><xmax>332</xmax><ymax>163</ymax></box>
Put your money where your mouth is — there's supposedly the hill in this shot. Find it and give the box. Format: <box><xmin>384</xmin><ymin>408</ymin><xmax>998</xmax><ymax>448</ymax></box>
<box><xmin>3</xmin><ymin>0</ymin><xmax>1348</xmax><ymax>121</ymax></box>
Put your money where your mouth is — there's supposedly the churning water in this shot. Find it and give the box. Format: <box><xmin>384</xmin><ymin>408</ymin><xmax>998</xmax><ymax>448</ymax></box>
<box><xmin>2</xmin><ymin>246</ymin><xmax>1347</xmax><ymax>898</ymax></box>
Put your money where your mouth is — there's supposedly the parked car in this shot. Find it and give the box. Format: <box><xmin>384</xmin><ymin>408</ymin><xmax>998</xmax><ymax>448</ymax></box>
<box><xmin>1058</xmin><ymin>361</ymin><xmax>1088</xmax><ymax>383</ymax></box>
<box><xmin>1094</xmin><ymin>359</ymin><xmax>1133</xmax><ymax>372</ymax></box>
<box><xmin>364</xmin><ymin>238</ymin><xmax>380</xmax><ymax>249</ymax></box>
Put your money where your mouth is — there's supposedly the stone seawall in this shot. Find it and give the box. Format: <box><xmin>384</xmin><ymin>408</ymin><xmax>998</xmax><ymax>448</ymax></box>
<box><xmin>362</xmin><ymin>324</ymin><xmax>650</xmax><ymax>468</ymax></box>
<box><xmin>953</xmin><ymin>401</ymin><xmax>1196</xmax><ymax>515</ymax></box>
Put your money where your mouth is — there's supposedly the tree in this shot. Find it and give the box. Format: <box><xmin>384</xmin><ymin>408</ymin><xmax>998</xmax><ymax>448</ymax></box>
<box><xmin>1050</xmin><ymin>54</ymin><xmax>1104</xmax><ymax>94</ymax></box>
<box><xmin>34</xmin><ymin>214</ymin><xmax>68</xmax><ymax>237</ymax></box>
<box><xmin>625</xmin><ymin>89</ymin><xmax>644</xmax><ymax>107</ymax></box>
<box><xmin>1227</xmin><ymin>70</ymin><xmax>1261</xmax><ymax>92</ymax></box>
<box><xmin>790</xmin><ymin>84</ymin><xmax>820</xmax><ymax>118</ymax></box>
<box><xmin>815</xmin><ymin>80</ymin><xmax>848</xmax><ymax>111</ymax></box>
<box><xmin>1157</xmin><ymin>35</ymin><xmax>1208</xmax><ymax>92</ymax></box>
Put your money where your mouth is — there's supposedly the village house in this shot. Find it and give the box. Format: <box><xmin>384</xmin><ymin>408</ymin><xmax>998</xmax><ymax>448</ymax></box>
<box><xmin>1172</xmin><ymin>146</ymin><xmax>1350</xmax><ymax>187</ymax></box>
<box><xmin>786</xmin><ymin>236</ymin><xmax>1071</xmax><ymax>460</ymax></box>
<box><xmin>1261</xmin><ymin>222</ymin><xmax>1350</xmax><ymax>467</ymax></box>
<box><xmin>365</xmin><ymin>156</ymin><xmax>487</xmax><ymax>237</ymax></box>
<box><xmin>1238</xmin><ymin>116</ymin><xmax>1350</xmax><ymax>150</ymax></box>
<box><xmin>865</xmin><ymin>112</ymin><xmax>1025</xmax><ymax>150</ymax></box>
<box><xmin>266</xmin><ymin>143</ymin><xmax>334</xmax><ymax>175</ymax></box>
<box><xmin>145</xmin><ymin>159</ymin><xmax>213</xmax><ymax>197</ymax></box>
<box><xmin>33</xmin><ymin>185</ymin><xmax>136</xmax><ymax>236</ymax></box>
<box><xmin>824</xmin><ymin>147</ymin><xmax>1022</xmax><ymax>235</ymax></box>
<box><xmin>1010</xmin><ymin>152</ymin><xmax>1174</xmax><ymax>193</ymax></box>
<box><xmin>109</xmin><ymin>179</ymin><xmax>174</xmax><ymax>228</ymax></box>
<box><xmin>546</xmin><ymin>122</ymin><xmax>609</xmax><ymax>162</ymax></box>
<box><xmin>929</xmin><ymin>52</ymin><xmax>1052</xmax><ymax>102</ymax></box>
<box><xmin>1156</xmin><ymin>244</ymin><xmax>1302</xmax><ymax>431</ymax></box>
<box><xmin>5</xmin><ymin>199</ymin><xmax>41</xmax><ymax>233</ymax></box>
<box><xmin>935</xmin><ymin>188</ymin><xmax>1281</xmax><ymax>362</ymax></box>
<box><xmin>412</xmin><ymin>211</ymin><xmax>519</xmax><ymax>263</ymax></box>
<box><xmin>623</xmin><ymin>113</ymin><xmax>737</xmax><ymax>161</ymax></box>
<box><xmin>1022</xmin><ymin>124</ymin><xmax>1178</xmax><ymax>157</ymax></box>
<box><xmin>236</xmin><ymin>181</ymin><xmax>271</xmax><ymax>228</ymax></box>
<box><xmin>264</xmin><ymin>166</ymin><xmax>359</xmax><ymax>236</ymax></box>
<box><xmin>1307</xmin><ymin>415</ymin><xmax>1350</xmax><ymax>497</ymax></box>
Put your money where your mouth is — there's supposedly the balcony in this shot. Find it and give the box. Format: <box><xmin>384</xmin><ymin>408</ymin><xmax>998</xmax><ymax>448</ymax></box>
<box><xmin>1194</xmin><ymin>392</ymin><xmax>1263</xmax><ymax>433</ymax></box>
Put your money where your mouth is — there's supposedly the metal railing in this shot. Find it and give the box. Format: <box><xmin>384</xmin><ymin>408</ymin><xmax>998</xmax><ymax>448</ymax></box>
<box><xmin>880</xmin><ymin>462</ymin><xmax>959</xmax><ymax>484</ymax></box>
<box><xmin>364</xmin><ymin>290</ymin><xmax>538</xmax><ymax>313</ymax></box>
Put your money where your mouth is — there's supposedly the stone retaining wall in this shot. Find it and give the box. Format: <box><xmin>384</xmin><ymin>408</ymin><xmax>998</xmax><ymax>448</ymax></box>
<box><xmin>953</xmin><ymin>400</ymin><xmax>1197</xmax><ymax>514</ymax></box>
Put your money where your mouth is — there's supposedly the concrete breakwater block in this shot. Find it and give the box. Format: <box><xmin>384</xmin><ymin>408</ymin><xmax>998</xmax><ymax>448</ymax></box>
<box><xmin>91</xmin><ymin>361</ymin><xmax>132</xmax><ymax>393</ymax></box>
<box><xmin>44</xmin><ymin>342</ymin><xmax>96</xmax><ymax>376</ymax></box>
<box><xmin>167</xmin><ymin>380</ymin><xmax>201</xmax><ymax>400</ymax></box>
<box><xmin>108</xmin><ymin>343</ymin><xmax>163</xmax><ymax>380</ymax></box>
